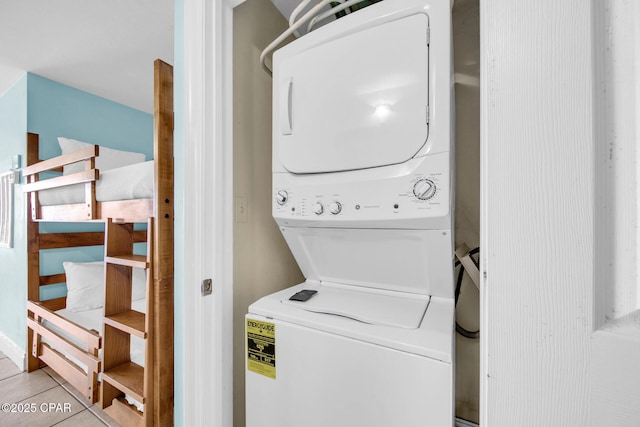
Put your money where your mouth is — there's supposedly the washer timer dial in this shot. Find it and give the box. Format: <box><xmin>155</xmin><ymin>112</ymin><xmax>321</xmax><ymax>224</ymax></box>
<box><xmin>275</xmin><ymin>190</ymin><xmax>289</xmax><ymax>205</ymax></box>
<box><xmin>329</xmin><ymin>202</ymin><xmax>342</xmax><ymax>215</ymax></box>
<box><xmin>413</xmin><ymin>178</ymin><xmax>437</xmax><ymax>200</ymax></box>
<box><xmin>313</xmin><ymin>202</ymin><xmax>324</xmax><ymax>215</ymax></box>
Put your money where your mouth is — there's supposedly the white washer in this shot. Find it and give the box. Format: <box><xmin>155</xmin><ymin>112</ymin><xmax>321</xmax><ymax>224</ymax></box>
<box><xmin>247</xmin><ymin>0</ymin><xmax>455</xmax><ymax>425</ymax></box>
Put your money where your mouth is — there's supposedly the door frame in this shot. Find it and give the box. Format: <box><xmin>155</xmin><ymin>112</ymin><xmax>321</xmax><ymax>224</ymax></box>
<box><xmin>182</xmin><ymin>0</ymin><xmax>244</xmax><ymax>426</ymax></box>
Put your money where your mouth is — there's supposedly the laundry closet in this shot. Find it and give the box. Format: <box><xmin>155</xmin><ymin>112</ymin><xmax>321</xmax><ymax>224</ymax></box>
<box><xmin>232</xmin><ymin>0</ymin><xmax>480</xmax><ymax>425</ymax></box>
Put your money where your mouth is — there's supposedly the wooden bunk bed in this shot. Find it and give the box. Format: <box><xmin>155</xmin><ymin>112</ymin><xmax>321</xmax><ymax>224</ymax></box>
<box><xmin>23</xmin><ymin>59</ymin><xmax>174</xmax><ymax>427</ymax></box>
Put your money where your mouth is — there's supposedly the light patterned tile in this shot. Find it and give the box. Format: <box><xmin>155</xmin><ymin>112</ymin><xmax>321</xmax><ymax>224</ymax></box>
<box><xmin>42</xmin><ymin>366</ymin><xmax>67</xmax><ymax>385</ymax></box>
<box><xmin>48</xmin><ymin>377</ymin><xmax>120</xmax><ymax>426</ymax></box>
<box><xmin>0</xmin><ymin>370</ymin><xmax>57</xmax><ymax>403</ymax></box>
<box><xmin>0</xmin><ymin>357</ymin><xmax>22</xmax><ymax>381</ymax></box>
<box><xmin>0</xmin><ymin>386</ymin><xmax>84</xmax><ymax>427</ymax></box>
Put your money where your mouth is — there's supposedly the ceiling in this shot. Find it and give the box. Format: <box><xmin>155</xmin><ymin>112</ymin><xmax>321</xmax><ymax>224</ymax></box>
<box><xmin>0</xmin><ymin>0</ymin><xmax>174</xmax><ymax>114</ymax></box>
<box><xmin>0</xmin><ymin>1</ymin><xmax>358</xmax><ymax>114</ymax></box>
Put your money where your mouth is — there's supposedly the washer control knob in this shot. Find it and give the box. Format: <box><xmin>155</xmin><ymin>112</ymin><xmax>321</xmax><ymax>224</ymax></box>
<box><xmin>313</xmin><ymin>202</ymin><xmax>324</xmax><ymax>215</ymax></box>
<box><xmin>413</xmin><ymin>179</ymin><xmax>437</xmax><ymax>200</ymax></box>
<box><xmin>275</xmin><ymin>190</ymin><xmax>288</xmax><ymax>205</ymax></box>
<box><xmin>329</xmin><ymin>201</ymin><xmax>342</xmax><ymax>215</ymax></box>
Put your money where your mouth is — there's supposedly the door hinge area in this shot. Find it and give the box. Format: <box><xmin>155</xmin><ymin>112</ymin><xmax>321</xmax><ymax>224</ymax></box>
<box><xmin>426</xmin><ymin>105</ymin><xmax>430</xmax><ymax>124</ymax></box>
<box><xmin>427</xmin><ymin>26</ymin><xmax>430</xmax><ymax>45</ymax></box>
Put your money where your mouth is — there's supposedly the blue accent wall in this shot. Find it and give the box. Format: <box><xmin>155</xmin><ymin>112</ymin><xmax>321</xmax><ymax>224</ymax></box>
<box><xmin>0</xmin><ymin>73</ymin><xmax>153</xmax><ymax>359</ymax></box>
<box><xmin>0</xmin><ymin>76</ymin><xmax>28</xmax><ymax>350</ymax></box>
<box><xmin>27</xmin><ymin>73</ymin><xmax>153</xmax><ymax>161</ymax></box>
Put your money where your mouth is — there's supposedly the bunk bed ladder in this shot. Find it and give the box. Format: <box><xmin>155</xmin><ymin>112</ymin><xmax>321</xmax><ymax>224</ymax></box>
<box><xmin>101</xmin><ymin>218</ymin><xmax>154</xmax><ymax>427</ymax></box>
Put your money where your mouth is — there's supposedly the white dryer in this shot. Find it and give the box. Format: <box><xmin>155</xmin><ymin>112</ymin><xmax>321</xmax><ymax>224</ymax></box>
<box><xmin>246</xmin><ymin>0</ymin><xmax>455</xmax><ymax>425</ymax></box>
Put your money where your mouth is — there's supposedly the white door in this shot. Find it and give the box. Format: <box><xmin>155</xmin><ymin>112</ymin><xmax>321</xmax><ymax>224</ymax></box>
<box><xmin>481</xmin><ymin>0</ymin><xmax>640</xmax><ymax>426</ymax></box>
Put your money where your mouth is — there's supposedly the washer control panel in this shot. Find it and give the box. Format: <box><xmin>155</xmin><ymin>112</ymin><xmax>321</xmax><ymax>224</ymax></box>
<box><xmin>273</xmin><ymin>153</ymin><xmax>451</xmax><ymax>226</ymax></box>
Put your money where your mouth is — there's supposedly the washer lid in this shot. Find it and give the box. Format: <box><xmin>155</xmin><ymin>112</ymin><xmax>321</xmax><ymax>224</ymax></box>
<box><xmin>274</xmin><ymin>12</ymin><xmax>430</xmax><ymax>174</ymax></box>
<box><xmin>282</xmin><ymin>282</ymin><xmax>429</xmax><ymax>329</ymax></box>
<box><xmin>248</xmin><ymin>282</ymin><xmax>455</xmax><ymax>363</ymax></box>
<box><xmin>280</xmin><ymin>227</ymin><xmax>454</xmax><ymax>299</ymax></box>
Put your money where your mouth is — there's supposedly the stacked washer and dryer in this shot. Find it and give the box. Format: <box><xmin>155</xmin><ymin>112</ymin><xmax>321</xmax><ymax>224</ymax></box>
<box><xmin>246</xmin><ymin>0</ymin><xmax>455</xmax><ymax>425</ymax></box>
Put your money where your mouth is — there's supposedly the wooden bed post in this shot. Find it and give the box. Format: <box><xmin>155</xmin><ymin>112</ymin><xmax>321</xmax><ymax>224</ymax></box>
<box><xmin>153</xmin><ymin>59</ymin><xmax>174</xmax><ymax>426</ymax></box>
<box><xmin>26</xmin><ymin>132</ymin><xmax>41</xmax><ymax>372</ymax></box>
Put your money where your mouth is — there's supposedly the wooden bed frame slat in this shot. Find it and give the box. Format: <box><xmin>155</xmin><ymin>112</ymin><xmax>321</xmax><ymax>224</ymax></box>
<box><xmin>98</xmin><ymin>199</ymin><xmax>154</xmax><ymax>223</ymax></box>
<box><xmin>40</xmin><ymin>298</ymin><xmax>67</xmax><ymax>312</ymax></box>
<box><xmin>35</xmin><ymin>200</ymin><xmax>156</xmax><ymax>223</ymax></box>
<box><xmin>21</xmin><ymin>144</ymin><xmax>98</xmax><ymax>176</ymax></box>
<box><xmin>39</xmin><ymin>343</ymin><xmax>98</xmax><ymax>403</ymax></box>
<box><xmin>40</xmin><ymin>273</ymin><xmax>66</xmax><ymax>286</ymax></box>
<box><xmin>22</xmin><ymin>169</ymin><xmax>99</xmax><ymax>193</ymax></box>
<box><xmin>26</xmin><ymin>318</ymin><xmax>100</xmax><ymax>373</ymax></box>
<box><xmin>28</xmin><ymin>301</ymin><xmax>101</xmax><ymax>350</ymax></box>
<box><xmin>37</xmin><ymin>204</ymin><xmax>94</xmax><ymax>222</ymax></box>
<box><xmin>39</xmin><ymin>232</ymin><xmax>105</xmax><ymax>249</ymax></box>
<box><xmin>37</xmin><ymin>231</ymin><xmax>146</xmax><ymax>250</ymax></box>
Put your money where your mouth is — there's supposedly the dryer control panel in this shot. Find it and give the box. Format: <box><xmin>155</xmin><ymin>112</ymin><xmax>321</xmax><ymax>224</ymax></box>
<box><xmin>273</xmin><ymin>152</ymin><xmax>451</xmax><ymax>230</ymax></box>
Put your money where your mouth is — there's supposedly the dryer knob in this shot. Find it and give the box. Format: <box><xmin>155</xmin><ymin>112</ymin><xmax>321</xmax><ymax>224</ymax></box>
<box><xmin>329</xmin><ymin>202</ymin><xmax>342</xmax><ymax>215</ymax></box>
<box><xmin>413</xmin><ymin>179</ymin><xmax>436</xmax><ymax>200</ymax></box>
<box><xmin>313</xmin><ymin>202</ymin><xmax>324</xmax><ymax>215</ymax></box>
<box><xmin>275</xmin><ymin>190</ymin><xmax>289</xmax><ymax>205</ymax></box>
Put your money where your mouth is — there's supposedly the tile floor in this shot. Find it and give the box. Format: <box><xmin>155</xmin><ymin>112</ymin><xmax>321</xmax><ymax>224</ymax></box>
<box><xmin>0</xmin><ymin>350</ymin><xmax>120</xmax><ymax>426</ymax></box>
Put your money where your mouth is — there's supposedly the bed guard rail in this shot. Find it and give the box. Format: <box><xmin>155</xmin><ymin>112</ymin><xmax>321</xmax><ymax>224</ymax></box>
<box><xmin>21</xmin><ymin>144</ymin><xmax>99</xmax><ymax>221</ymax></box>
<box><xmin>27</xmin><ymin>300</ymin><xmax>102</xmax><ymax>403</ymax></box>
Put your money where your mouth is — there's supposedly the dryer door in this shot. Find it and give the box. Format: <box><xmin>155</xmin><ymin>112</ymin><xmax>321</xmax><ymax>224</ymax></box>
<box><xmin>274</xmin><ymin>12</ymin><xmax>430</xmax><ymax>174</ymax></box>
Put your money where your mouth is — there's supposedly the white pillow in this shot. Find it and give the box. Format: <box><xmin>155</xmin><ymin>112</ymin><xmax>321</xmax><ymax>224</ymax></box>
<box><xmin>63</xmin><ymin>261</ymin><xmax>104</xmax><ymax>312</ymax></box>
<box><xmin>58</xmin><ymin>137</ymin><xmax>146</xmax><ymax>175</ymax></box>
<box><xmin>63</xmin><ymin>261</ymin><xmax>147</xmax><ymax>312</ymax></box>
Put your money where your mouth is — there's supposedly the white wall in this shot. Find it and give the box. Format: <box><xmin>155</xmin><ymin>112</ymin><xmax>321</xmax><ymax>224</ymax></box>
<box><xmin>232</xmin><ymin>2</ymin><xmax>304</xmax><ymax>426</ymax></box>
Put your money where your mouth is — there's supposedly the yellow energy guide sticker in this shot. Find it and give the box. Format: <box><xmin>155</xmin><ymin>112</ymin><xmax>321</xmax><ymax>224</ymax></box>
<box><xmin>247</xmin><ymin>319</ymin><xmax>276</xmax><ymax>379</ymax></box>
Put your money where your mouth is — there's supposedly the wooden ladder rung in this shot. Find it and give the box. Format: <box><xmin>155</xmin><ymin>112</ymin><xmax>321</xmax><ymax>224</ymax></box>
<box><xmin>105</xmin><ymin>254</ymin><xmax>149</xmax><ymax>269</ymax></box>
<box><xmin>104</xmin><ymin>310</ymin><xmax>147</xmax><ymax>338</ymax></box>
<box><xmin>102</xmin><ymin>361</ymin><xmax>145</xmax><ymax>403</ymax></box>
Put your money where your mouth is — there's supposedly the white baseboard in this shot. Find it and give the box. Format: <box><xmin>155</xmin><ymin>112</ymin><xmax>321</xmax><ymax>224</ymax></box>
<box><xmin>0</xmin><ymin>330</ymin><xmax>25</xmax><ymax>371</ymax></box>
<box><xmin>456</xmin><ymin>418</ymin><xmax>479</xmax><ymax>427</ymax></box>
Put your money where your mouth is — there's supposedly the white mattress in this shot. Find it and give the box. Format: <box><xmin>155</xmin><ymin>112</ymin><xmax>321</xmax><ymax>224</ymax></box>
<box><xmin>53</xmin><ymin>298</ymin><xmax>146</xmax><ymax>368</ymax></box>
<box><xmin>38</xmin><ymin>160</ymin><xmax>154</xmax><ymax>206</ymax></box>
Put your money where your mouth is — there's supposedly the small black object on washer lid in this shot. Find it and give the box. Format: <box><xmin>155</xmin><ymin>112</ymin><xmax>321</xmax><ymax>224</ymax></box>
<box><xmin>289</xmin><ymin>289</ymin><xmax>318</xmax><ymax>302</ymax></box>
